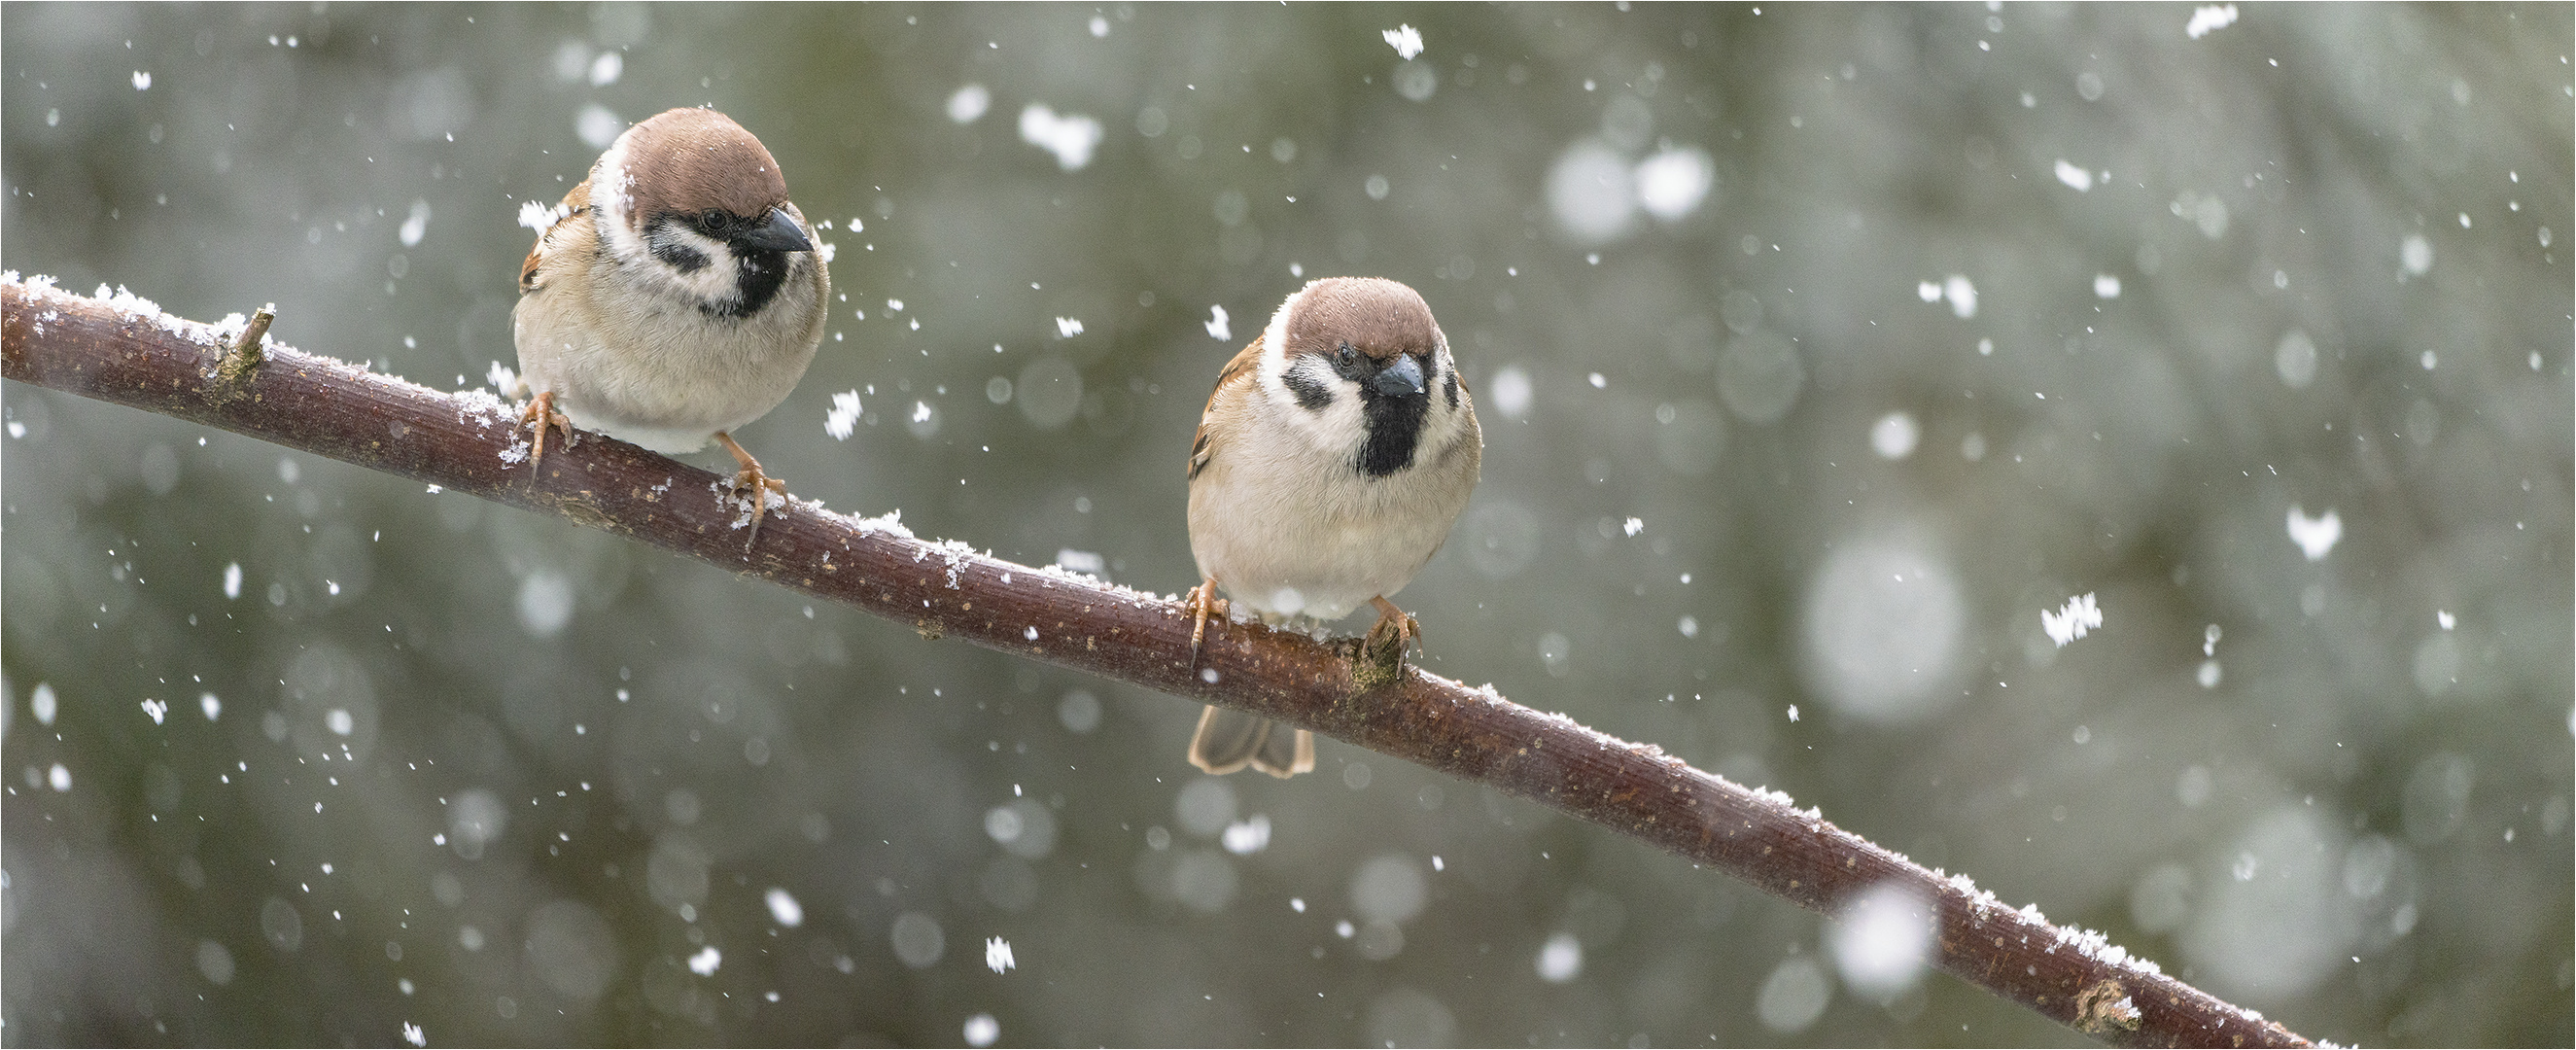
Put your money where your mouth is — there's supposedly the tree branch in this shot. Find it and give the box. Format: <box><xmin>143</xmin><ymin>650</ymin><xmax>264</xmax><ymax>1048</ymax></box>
<box><xmin>0</xmin><ymin>275</ymin><xmax>2311</xmax><ymax>1048</ymax></box>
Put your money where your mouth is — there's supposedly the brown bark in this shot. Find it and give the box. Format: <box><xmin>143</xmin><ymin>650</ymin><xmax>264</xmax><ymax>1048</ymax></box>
<box><xmin>0</xmin><ymin>276</ymin><xmax>2311</xmax><ymax>1048</ymax></box>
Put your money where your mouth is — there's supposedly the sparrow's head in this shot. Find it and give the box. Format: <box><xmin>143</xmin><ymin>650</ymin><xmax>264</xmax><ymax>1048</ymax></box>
<box><xmin>593</xmin><ymin>107</ymin><xmax>817</xmax><ymax>319</ymax></box>
<box><xmin>1261</xmin><ymin>276</ymin><xmax>1469</xmax><ymax>477</ymax></box>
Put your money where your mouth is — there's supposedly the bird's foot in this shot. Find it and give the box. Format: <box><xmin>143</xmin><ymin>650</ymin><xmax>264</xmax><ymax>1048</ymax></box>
<box><xmin>521</xmin><ymin>390</ymin><xmax>575</xmax><ymax>479</ymax></box>
<box><xmin>714</xmin><ymin>431</ymin><xmax>786</xmax><ymax>554</ymax></box>
<box><xmin>1184</xmin><ymin>578</ymin><xmax>1229</xmax><ymax>671</ymax></box>
<box><xmin>1354</xmin><ymin>596</ymin><xmax>1420</xmax><ymax>690</ymax></box>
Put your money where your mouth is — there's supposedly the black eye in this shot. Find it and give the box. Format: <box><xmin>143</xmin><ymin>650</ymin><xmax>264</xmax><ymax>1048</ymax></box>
<box><xmin>1337</xmin><ymin>344</ymin><xmax>1356</xmax><ymax>364</ymax></box>
<box><xmin>698</xmin><ymin>209</ymin><xmax>727</xmax><ymax>233</ymax></box>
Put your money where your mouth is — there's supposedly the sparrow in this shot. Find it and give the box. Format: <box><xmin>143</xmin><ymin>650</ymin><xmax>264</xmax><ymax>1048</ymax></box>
<box><xmin>1182</xmin><ymin>277</ymin><xmax>1481</xmax><ymax>777</ymax></box>
<box><xmin>512</xmin><ymin>106</ymin><xmax>830</xmax><ymax>546</ymax></box>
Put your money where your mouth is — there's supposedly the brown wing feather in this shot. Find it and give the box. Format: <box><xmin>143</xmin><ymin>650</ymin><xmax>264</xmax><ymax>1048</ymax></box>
<box><xmin>518</xmin><ymin>181</ymin><xmax>594</xmax><ymax>295</ymax></box>
<box><xmin>1186</xmin><ymin>338</ymin><xmax>1265</xmax><ymax>481</ymax></box>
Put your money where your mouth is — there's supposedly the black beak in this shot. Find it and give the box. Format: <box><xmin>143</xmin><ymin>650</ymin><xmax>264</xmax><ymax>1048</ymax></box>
<box><xmin>1372</xmin><ymin>353</ymin><xmax>1426</xmax><ymax>398</ymax></box>
<box><xmin>735</xmin><ymin>206</ymin><xmax>814</xmax><ymax>252</ymax></box>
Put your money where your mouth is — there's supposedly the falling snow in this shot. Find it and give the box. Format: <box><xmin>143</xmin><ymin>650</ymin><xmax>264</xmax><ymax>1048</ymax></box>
<box><xmin>2042</xmin><ymin>592</ymin><xmax>2104</xmax><ymax>647</ymax></box>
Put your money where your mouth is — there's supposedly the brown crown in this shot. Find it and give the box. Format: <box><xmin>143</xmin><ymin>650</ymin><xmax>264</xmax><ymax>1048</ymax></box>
<box><xmin>1281</xmin><ymin>277</ymin><xmax>1443</xmax><ymax>362</ymax></box>
<box><xmin>615</xmin><ymin>108</ymin><xmax>791</xmax><ymax>221</ymax></box>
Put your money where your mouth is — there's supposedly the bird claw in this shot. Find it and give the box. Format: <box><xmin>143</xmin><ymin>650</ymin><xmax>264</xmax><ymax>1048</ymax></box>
<box><xmin>1356</xmin><ymin>597</ymin><xmax>1419</xmax><ymax>689</ymax></box>
<box><xmin>714</xmin><ymin>432</ymin><xmax>785</xmax><ymax>555</ymax></box>
<box><xmin>521</xmin><ymin>391</ymin><xmax>575</xmax><ymax>479</ymax></box>
<box><xmin>1185</xmin><ymin>580</ymin><xmax>1229</xmax><ymax>669</ymax></box>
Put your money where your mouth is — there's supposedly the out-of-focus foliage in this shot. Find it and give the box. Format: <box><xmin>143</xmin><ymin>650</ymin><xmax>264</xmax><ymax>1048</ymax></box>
<box><xmin>4</xmin><ymin>4</ymin><xmax>2567</xmax><ymax>1045</ymax></box>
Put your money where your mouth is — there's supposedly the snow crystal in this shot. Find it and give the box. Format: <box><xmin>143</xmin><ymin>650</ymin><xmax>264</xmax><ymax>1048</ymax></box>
<box><xmin>2400</xmin><ymin>234</ymin><xmax>2433</xmax><ymax>275</ymax></box>
<box><xmin>201</xmin><ymin>692</ymin><xmax>223</xmax><ymax>720</ymax></box>
<box><xmin>1222</xmin><ymin>815</ymin><xmax>1271</xmax><ymax>855</ymax></box>
<box><xmin>1829</xmin><ymin>883</ymin><xmax>1934</xmax><ymax>998</ymax></box>
<box><xmin>93</xmin><ymin>283</ymin><xmax>168</xmax><ymax>322</ymax></box>
<box><xmin>1635</xmin><ymin>147</ymin><xmax>1715</xmax><ymax>222</ymax></box>
<box><xmin>142</xmin><ymin>698</ymin><xmax>167</xmax><ymax>725</ymax></box>
<box><xmin>400</xmin><ymin>1021</ymin><xmax>425</xmax><ymax>1047</ymax></box>
<box><xmin>825</xmin><ymin>390</ymin><xmax>863</xmax><ymax>439</ymax></box>
<box><xmin>31</xmin><ymin>682</ymin><xmax>55</xmax><ymax>726</ymax></box>
<box><xmin>131</xmin><ymin>70</ymin><xmax>151</xmax><ymax>90</ymax></box>
<box><xmin>1019</xmin><ymin>104</ymin><xmax>1102</xmax><ymax>171</ymax></box>
<box><xmin>2274</xmin><ymin>329</ymin><xmax>2318</xmax><ymax>388</ymax></box>
<box><xmin>948</xmin><ymin>84</ymin><xmax>991</xmax><ymax>124</ymax></box>
<box><xmin>1058</xmin><ymin>690</ymin><xmax>1101</xmax><ymax>733</ymax></box>
<box><xmin>1382</xmin><ymin>24</ymin><xmax>1424</xmax><ymax>59</ymax></box>
<box><xmin>224</xmin><ymin>562</ymin><xmax>243</xmax><ymax>599</ymax></box>
<box><xmin>1869</xmin><ymin>411</ymin><xmax>1919</xmax><ymax>460</ymax></box>
<box><xmin>576</xmin><ymin>105</ymin><xmax>623</xmax><ymax>150</ymax></box>
<box><xmin>517</xmin><ymin>198</ymin><xmax>570</xmax><ymax>234</ymax></box>
<box><xmin>1936</xmin><ymin>275</ymin><xmax>1976</xmax><ymax>319</ymax></box>
<box><xmin>765</xmin><ymin>888</ymin><xmax>804</xmax><ymax>928</ymax></box>
<box><xmin>2093</xmin><ymin>273</ymin><xmax>2122</xmax><ymax>298</ymax></box>
<box><xmin>963</xmin><ymin>1014</ymin><xmax>1000</xmax><ymax>1048</ymax></box>
<box><xmin>587</xmin><ymin>51</ymin><xmax>622</xmax><ymax>88</ymax></box>
<box><xmin>1621</xmin><ymin>516</ymin><xmax>1643</xmax><ymax>537</ymax></box>
<box><xmin>1203</xmin><ymin>303</ymin><xmax>1231</xmax><ymax>340</ymax></box>
<box><xmin>1547</xmin><ymin>140</ymin><xmax>1637</xmax><ymax>243</ymax></box>
<box><xmin>2285</xmin><ymin>505</ymin><xmax>2342</xmax><ymax>561</ymax></box>
<box><xmin>985</xmin><ymin>937</ymin><xmax>1016</xmax><ymax>973</ymax></box>
<box><xmin>2054</xmin><ymin>159</ymin><xmax>2094</xmax><ymax>192</ymax></box>
<box><xmin>48</xmin><ymin>762</ymin><xmax>71</xmax><ymax>791</ymax></box>
<box><xmin>2172</xmin><ymin>191</ymin><xmax>2231</xmax><ymax>238</ymax></box>
<box><xmin>2185</xmin><ymin>4</ymin><xmax>2240</xmax><ymax>39</ymax></box>
<box><xmin>1799</xmin><ymin>538</ymin><xmax>1967</xmax><ymax>722</ymax></box>
<box><xmin>1488</xmin><ymin>365</ymin><xmax>1533</xmax><ymax>418</ymax></box>
<box><xmin>1392</xmin><ymin>59</ymin><xmax>1438</xmax><ymax>102</ymax></box>
<box><xmin>893</xmin><ymin>912</ymin><xmax>946</xmax><ymax>968</ymax></box>
<box><xmin>399</xmin><ymin>199</ymin><xmax>432</xmax><ymax>248</ymax></box>
<box><xmin>1756</xmin><ymin>957</ymin><xmax>1830</xmax><ymax>1032</ymax></box>
<box><xmin>1053</xmin><ymin>316</ymin><xmax>1084</xmax><ymax>337</ymax></box>
<box><xmin>516</xmin><ymin>570</ymin><xmax>575</xmax><ymax>637</ymax></box>
<box><xmin>1534</xmin><ymin>932</ymin><xmax>1582</xmax><ymax>983</ymax></box>
<box><xmin>1350</xmin><ymin>855</ymin><xmax>1427</xmax><ymax>926</ymax></box>
<box><xmin>2042</xmin><ymin>592</ymin><xmax>2103</xmax><ymax>648</ymax></box>
<box><xmin>686</xmin><ymin>945</ymin><xmax>721</xmax><ymax>976</ymax></box>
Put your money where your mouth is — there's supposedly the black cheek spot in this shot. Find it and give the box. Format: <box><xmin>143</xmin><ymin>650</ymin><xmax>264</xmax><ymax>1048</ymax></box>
<box><xmin>1444</xmin><ymin>369</ymin><xmax>1458</xmax><ymax>409</ymax></box>
<box><xmin>1283</xmin><ymin>368</ymin><xmax>1335</xmax><ymax>412</ymax></box>
<box><xmin>653</xmin><ymin>239</ymin><xmax>710</xmax><ymax>274</ymax></box>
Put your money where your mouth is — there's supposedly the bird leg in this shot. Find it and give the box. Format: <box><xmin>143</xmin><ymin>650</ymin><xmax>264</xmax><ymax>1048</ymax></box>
<box><xmin>714</xmin><ymin>431</ymin><xmax>787</xmax><ymax>552</ymax></box>
<box><xmin>520</xmin><ymin>390</ymin><xmax>575</xmax><ymax>479</ymax></box>
<box><xmin>1355</xmin><ymin>595</ymin><xmax>1421</xmax><ymax>689</ymax></box>
<box><xmin>1184</xmin><ymin>578</ymin><xmax>1229</xmax><ymax>669</ymax></box>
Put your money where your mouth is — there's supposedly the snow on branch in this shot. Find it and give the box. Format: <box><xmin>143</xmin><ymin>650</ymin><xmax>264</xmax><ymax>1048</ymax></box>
<box><xmin>0</xmin><ymin>275</ymin><xmax>2311</xmax><ymax>1048</ymax></box>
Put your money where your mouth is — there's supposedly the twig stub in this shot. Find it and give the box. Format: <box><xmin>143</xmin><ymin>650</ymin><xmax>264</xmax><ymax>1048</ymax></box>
<box><xmin>211</xmin><ymin>301</ymin><xmax>274</xmax><ymax>391</ymax></box>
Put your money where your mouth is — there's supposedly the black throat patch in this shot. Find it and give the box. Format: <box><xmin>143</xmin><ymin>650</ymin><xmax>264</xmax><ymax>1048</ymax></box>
<box><xmin>1355</xmin><ymin>386</ymin><xmax>1428</xmax><ymax>477</ymax></box>
<box><xmin>706</xmin><ymin>245</ymin><xmax>790</xmax><ymax>320</ymax></box>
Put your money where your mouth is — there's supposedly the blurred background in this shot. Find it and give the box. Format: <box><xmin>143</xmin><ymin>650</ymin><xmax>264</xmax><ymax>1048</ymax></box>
<box><xmin>4</xmin><ymin>4</ymin><xmax>2568</xmax><ymax>1045</ymax></box>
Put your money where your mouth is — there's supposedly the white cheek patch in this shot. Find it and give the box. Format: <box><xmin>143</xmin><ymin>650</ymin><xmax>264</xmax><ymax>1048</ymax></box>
<box><xmin>644</xmin><ymin>223</ymin><xmax>745</xmax><ymax>303</ymax></box>
<box><xmin>1262</xmin><ymin>353</ymin><xmax>1364</xmax><ymax>454</ymax></box>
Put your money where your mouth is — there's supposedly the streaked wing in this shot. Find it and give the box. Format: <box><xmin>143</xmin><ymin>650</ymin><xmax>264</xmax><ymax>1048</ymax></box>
<box><xmin>518</xmin><ymin>181</ymin><xmax>593</xmax><ymax>295</ymax></box>
<box><xmin>1187</xmin><ymin>338</ymin><xmax>1264</xmax><ymax>482</ymax></box>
